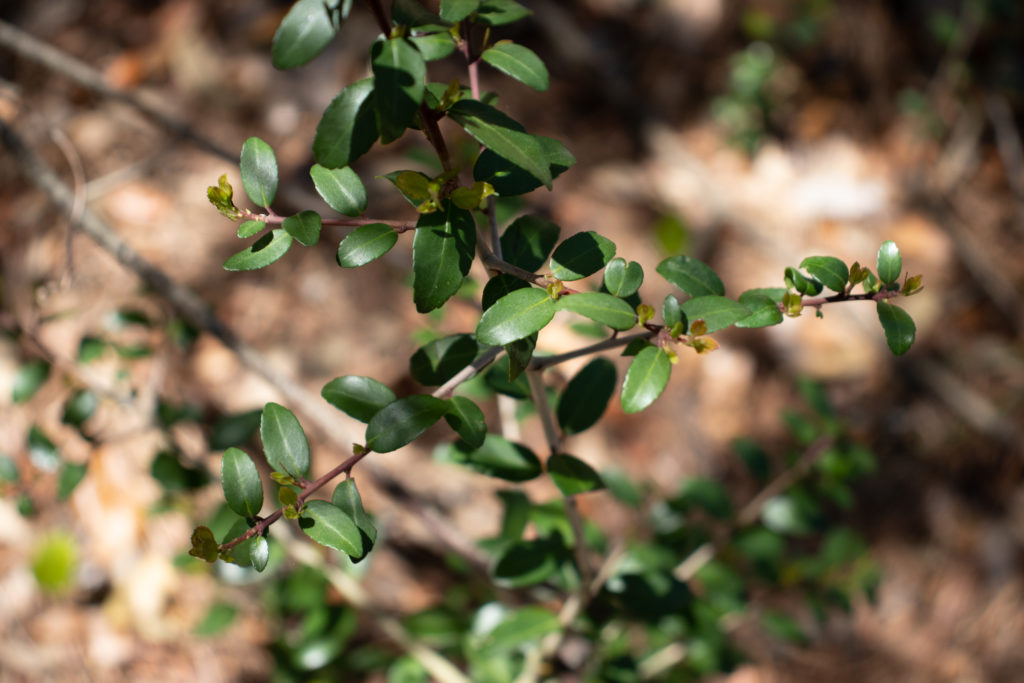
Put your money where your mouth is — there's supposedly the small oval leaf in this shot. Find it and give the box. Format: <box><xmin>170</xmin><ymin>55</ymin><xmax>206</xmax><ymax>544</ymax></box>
<box><xmin>336</xmin><ymin>223</ymin><xmax>398</xmax><ymax>268</ymax></box>
<box><xmin>223</xmin><ymin>229</ymin><xmax>293</xmax><ymax>271</ymax></box>
<box><xmin>240</xmin><ymin>137</ymin><xmax>278</xmax><ymax>208</ymax></box>
<box><xmin>365</xmin><ymin>395</ymin><xmax>450</xmax><ymax>452</ymax></box>
<box><xmin>680</xmin><ymin>295</ymin><xmax>751</xmax><ymax>333</ymax></box>
<box><xmin>549</xmin><ymin>232</ymin><xmax>616</xmax><ymax>281</ymax></box>
<box><xmin>548</xmin><ymin>453</ymin><xmax>604</xmax><ymax>496</ymax></box>
<box><xmin>438</xmin><ymin>434</ymin><xmax>542</xmax><ymax>482</ymax></box>
<box><xmin>604</xmin><ymin>258</ymin><xmax>644</xmax><ymax>298</ymax></box>
<box><xmin>311</xmin><ymin>164</ymin><xmax>366</xmax><ymax>216</ymax></box>
<box><xmin>656</xmin><ymin>255</ymin><xmax>725</xmax><ymax>297</ymax></box>
<box><xmin>500</xmin><ymin>215</ymin><xmax>561</xmax><ymax>272</ymax></box>
<box><xmin>314</xmin><ymin>78</ymin><xmax>378</xmax><ymax>168</ymax></box>
<box><xmin>621</xmin><ymin>345</ymin><xmax>671</xmax><ymax>414</ymax></box>
<box><xmin>321</xmin><ymin>376</ymin><xmax>396</xmax><ymax>423</ymax></box>
<box><xmin>735</xmin><ymin>290</ymin><xmax>784</xmax><ymax>328</ymax></box>
<box><xmin>260</xmin><ymin>403</ymin><xmax>310</xmax><ymax>478</ymax></box>
<box><xmin>221</xmin><ymin>447</ymin><xmax>264</xmax><ymax>518</ymax></box>
<box><xmin>476</xmin><ymin>288</ymin><xmax>556</xmax><ymax>346</ymax></box>
<box><xmin>556</xmin><ymin>292</ymin><xmax>636</xmax><ymax>330</ymax></box>
<box><xmin>332</xmin><ymin>478</ymin><xmax>376</xmax><ymax>560</ymax></box>
<box><xmin>876</xmin><ymin>240</ymin><xmax>902</xmax><ymax>284</ymax></box>
<box><xmin>876</xmin><ymin>301</ymin><xmax>915</xmax><ymax>355</ymax></box>
<box><xmin>444</xmin><ymin>396</ymin><xmax>487</xmax><ymax>450</ymax></box>
<box><xmin>272</xmin><ymin>0</ymin><xmax>340</xmax><ymax>70</ymax></box>
<box><xmin>410</xmin><ymin>334</ymin><xmax>480</xmax><ymax>386</ymax></box>
<box><xmin>799</xmin><ymin>256</ymin><xmax>849</xmax><ymax>293</ymax></box>
<box><xmin>557</xmin><ymin>358</ymin><xmax>616</xmax><ymax>435</ymax></box>
<box><xmin>281</xmin><ymin>210</ymin><xmax>322</xmax><ymax>247</ymax></box>
<box><xmin>481</xmin><ymin>41</ymin><xmax>549</xmax><ymax>91</ymax></box>
<box><xmin>300</xmin><ymin>500</ymin><xmax>363</xmax><ymax>558</ymax></box>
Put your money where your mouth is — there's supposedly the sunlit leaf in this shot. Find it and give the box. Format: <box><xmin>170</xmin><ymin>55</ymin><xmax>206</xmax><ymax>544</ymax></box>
<box><xmin>240</xmin><ymin>137</ymin><xmax>278</xmax><ymax>208</ymax></box>
<box><xmin>271</xmin><ymin>0</ymin><xmax>341</xmax><ymax>69</ymax></box>
<box><xmin>311</xmin><ymin>164</ymin><xmax>366</xmax><ymax>216</ymax></box>
<box><xmin>314</xmin><ymin>78</ymin><xmax>378</xmax><ymax>168</ymax></box>
<box><xmin>412</xmin><ymin>202</ymin><xmax>476</xmax><ymax>313</ymax></box>
<box><xmin>448</xmin><ymin>99</ymin><xmax>551</xmax><ymax>188</ymax></box>
<box><xmin>336</xmin><ymin>223</ymin><xmax>398</xmax><ymax>268</ymax></box>
<box><xmin>260</xmin><ymin>403</ymin><xmax>310</xmax><ymax>478</ymax></box>
<box><xmin>221</xmin><ymin>447</ymin><xmax>264</xmax><ymax>518</ymax></box>
<box><xmin>322</xmin><ymin>376</ymin><xmax>396</xmax><ymax>423</ymax></box>
<box><xmin>680</xmin><ymin>295</ymin><xmax>751</xmax><ymax>333</ymax></box>
<box><xmin>300</xmin><ymin>500</ymin><xmax>363</xmax><ymax>557</ymax></box>
<box><xmin>604</xmin><ymin>258</ymin><xmax>644</xmax><ymax>297</ymax></box>
<box><xmin>223</xmin><ymin>229</ymin><xmax>293</xmax><ymax>271</ymax></box>
<box><xmin>800</xmin><ymin>256</ymin><xmax>849</xmax><ymax>293</ymax></box>
<box><xmin>481</xmin><ymin>41</ymin><xmax>548</xmax><ymax>91</ymax></box>
<box><xmin>556</xmin><ymin>292</ymin><xmax>636</xmax><ymax>330</ymax></box>
<box><xmin>476</xmin><ymin>287</ymin><xmax>555</xmax><ymax>346</ymax></box>
<box><xmin>876</xmin><ymin>240</ymin><xmax>902</xmax><ymax>284</ymax></box>
<box><xmin>621</xmin><ymin>345</ymin><xmax>670</xmax><ymax>414</ymax></box>
<box><xmin>657</xmin><ymin>255</ymin><xmax>724</xmax><ymax>297</ymax></box>
<box><xmin>282</xmin><ymin>210</ymin><xmax>322</xmax><ymax>247</ymax></box>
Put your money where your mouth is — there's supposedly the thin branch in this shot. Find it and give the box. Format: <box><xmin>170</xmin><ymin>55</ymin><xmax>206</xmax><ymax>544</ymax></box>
<box><xmin>529</xmin><ymin>331</ymin><xmax>656</xmax><ymax>371</ymax></box>
<box><xmin>432</xmin><ymin>345</ymin><xmax>503</xmax><ymax>400</ymax></box>
<box><xmin>248</xmin><ymin>211</ymin><xmax>418</xmax><ymax>232</ymax></box>
<box><xmin>0</xmin><ymin>19</ymin><xmax>234</xmax><ymax>161</ymax></box>
<box><xmin>47</xmin><ymin>127</ymin><xmax>85</xmax><ymax>282</ymax></box>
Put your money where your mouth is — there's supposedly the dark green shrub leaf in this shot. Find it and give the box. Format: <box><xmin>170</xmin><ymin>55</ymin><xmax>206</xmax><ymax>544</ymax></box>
<box><xmin>392</xmin><ymin>0</ymin><xmax>447</xmax><ymax>26</ymax></box>
<box><xmin>800</xmin><ymin>256</ymin><xmax>849</xmax><ymax>292</ymax></box>
<box><xmin>271</xmin><ymin>0</ymin><xmax>341</xmax><ymax>69</ymax></box>
<box><xmin>735</xmin><ymin>288</ymin><xmax>784</xmax><ymax>328</ymax></box>
<box><xmin>336</xmin><ymin>223</ymin><xmax>397</xmax><ymax>267</ymax></box>
<box><xmin>13</xmin><ymin>360</ymin><xmax>49</xmax><ymax>403</ymax></box>
<box><xmin>557</xmin><ymin>358</ymin><xmax>616</xmax><ymax>435</ymax></box>
<box><xmin>604</xmin><ymin>258</ymin><xmax>644</xmax><ymax>297</ymax></box>
<box><xmin>410</xmin><ymin>334</ymin><xmax>480</xmax><ymax>385</ymax></box>
<box><xmin>240</xmin><ymin>137</ymin><xmax>278</xmax><ymax>208</ymax></box>
<box><xmin>440</xmin><ymin>0</ymin><xmax>480</xmax><ymax>22</ymax></box>
<box><xmin>260</xmin><ymin>402</ymin><xmax>310</xmax><ymax>478</ymax></box>
<box><xmin>500</xmin><ymin>215</ymin><xmax>560</xmax><ymax>272</ymax></box>
<box><xmin>476</xmin><ymin>287</ymin><xmax>555</xmax><ymax>345</ymax></box>
<box><xmin>498</xmin><ymin>490</ymin><xmax>530</xmax><ymax>540</ymax></box>
<box><xmin>412</xmin><ymin>202</ymin><xmax>476</xmax><ymax>313</ymax></box>
<box><xmin>481</xmin><ymin>607</ymin><xmax>560</xmax><ymax>656</ymax></box>
<box><xmin>223</xmin><ymin>229</ymin><xmax>293</xmax><ymax>271</ymax></box>
<box><xmin>151</xmin><ymin>450</ymin><xmax>210</xmax><ymax>492</ymax></box>
<box><xmin>549</xmin><ymin>231</ymin><xmax>616</xmax><ymax>281</ymax></box>
<box><xmin>57</xmin><ymin>462</ymin><xmax>87</xmax><ymax>500</ymax></box>
<box><xmin>484</xmin><ymin>355</ymin><xmax>531</xmax><ymax>398</ymax></box>
<box><xmin>300</xmin><ymin>500</ymin><xmax>363</xmax><ymax>557</ymax></box>
<box><xmin>411</xmin><ymin>32</ymin><xmax>457</xmax><ymax>61</ymax></box>
<box><xmin>237</xmin><ymin>220</ymin><xmax>263</xmax><ymax>238</ymax></box>
<box><xmin>448</xmin><ymin>99</ymin><xmax>551</xmax><ymax>188</ymax></box>
<box><xmin>621</xmin><ymin>346</ymin><xmax>670</xmax><ymax>414</ymax></box>
<box><xmin>77</xmin><ymin>337</ymin><xmax>106</xmax><ymax>363</ymax></box>
<box><xmin>681</xmin><ymin>295</ymin><xmax>751</xmax><ymax>333</ymax></box>
<box><xmin>548</xmin><ymin>454</ymin><xmax>604</xmax><ymax>496</ymax></box>
<box><xmin>282</xmin><ymin>210</ymin><xmax>321</xmax><ymax>247</ymax></box>
<box><xmin>474</xmin><ymin>135</ymin><xmax>575</xmax><ymax>196</ymax></box>
<box><xmin>657</xmin><ymin>255</ymin><xmax>725</xmax><ymax>297</ymax></box>
<box><xmin>876</xmin><ymin>240</ymin><xmax>902</xmax><ymax>284</ymax></box>
<box><xmin>662</xmin><ymin>294</ymin><xmax>682</xmax><ymax>328</ymax></box>
<box><xmin>61</xmin><ymin>389</ymin><xmax>97</xmax><ymax>428</ymax></box>
<box><xmin>208</xmin><ymin>410</ymin><xmax>261</xmax><ymax>450</ymax></box>
<box><xmin>677</xmin><ymin>477</ymin><xmax>733</xmax><ymax>519</ymax></box>
<box><xmin>322</xmin><ymin>376</ymin><xmax>396</xmax><ymax>423</ymax></box>
<box><xmin>493</xmin><ymin>539</ymin><xmax>560</xmax><ymax>587</ymax></box>
<box><xmin>439</xmin><ymin>434</ymin><xmax>541</xmax><ymax>481</ymax></box>
<box><xmin>221</xmin><ymin>447</ymin><xmax>264</xmax><ymax>518</ymax></box>
<box><xmin>332</xmin><ymin>478</ymin><xmax>376</xmax><ymax>560</ymax></box>
<box><xmin>314</xmin><ymin>78</ymin><xmax>378</xmax><ymax>168</ymax></box>
<box><xmin>876</xmin><ymin>301</ymin><xmax>915</xmax><ymax>355</ymax></box>
<box><xmin>371</xmin><ymin>37</ymin><xmax>426</xmax><ymax>143</ymax></box>
<box><xmin>481</xmin><ymin>41</ymin><xmax>548</xmax><ymax>91</ymax></box>
<box><xmin>365</xmin><ymin>395</ymin><xmax>450</xmax><ymax>452</ymax></box>
<box><xmin>310</xmin><ymin>164</ymin><xmax>366</xmax><ymax>216</ymax></box>
<box><xmin>444</xmin><ymin>396</ymin><xmax>487</xmax><ymax>450</ymax></box>
<box><xmin>482</xmin><ymin>274</ymin><xmax>531</xmax><ymax>310</ymax></box>
<box><xmin>784</xmin><ymin>266</ymin><xmax>823</xmax><ymax>295</ymax></box>
<box><xmin>556</xmin><ymin>292</ymin><xmax>636</xmax><ymax>330</ymax></box>
<box><xmin>505</xmin><ymin>335</ymin><xmax>536</xmax><ymax>381</ymax></box>
<box><xmin>477</xmin><ymin>0</ymin><xmax>531</xmax><ymax>25</ymax></box>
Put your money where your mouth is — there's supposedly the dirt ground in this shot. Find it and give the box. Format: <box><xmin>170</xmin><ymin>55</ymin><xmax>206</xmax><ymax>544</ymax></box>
<box><xmin>2</xmin><ymin>1</ymin><xmax>1023</xmax><ymax>681</ymax></box>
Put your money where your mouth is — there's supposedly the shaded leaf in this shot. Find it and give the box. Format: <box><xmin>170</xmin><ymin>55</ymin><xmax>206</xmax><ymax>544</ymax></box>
<box><xmin>282</xmin><ymin>210</ymin><xmax>321</xmax><ymax>247</ymax></box>
<box><xmin>476</xmin><ymin>288</ymin><xmax>555</xmax><ymax>346</ymax></box>
<box><xmin>28</xmin><ymin>425</ymin><xmax>59</xmax><ymax>472</ymax></box>
<box><xmin>189</xmin><ymin>526</ymin><xmax>219</xmax><ymax>563</ymax></box>
<box><xmin>444</xmin><ymin>396</ymin><xmax>487</xmax><ymax>450</ymax></box>
<box><xmin>322</xmin><ymin>376</ymin><xmax>396</xmax><ymax>423</ymax></box>
<box><xmin>482</xmin><ymin>273</ymin><xmax>531</xmax><ymax>310</ymax></box>
<box><xmin>477</xmin><ymin>0</ymin><xmax>531</xmax><ymax>25</ymax></box>
<box><xmin>438</xmin><ymin>434</ymin><xmax>541</xmax><ymax>481</ymax></box>
<box><xmin>412</xmin><ymin>202</ymin><xmax>476</xmax><ymax>313</ymax></box>
<box><xmin>481</xmin><ymin>41</ymin><xmax>548</xmax><ymax>91</ymax></box>
<box><xmin>621</xmin><ymin>345</ymin><xmax>670</xmax><ymax>414</ymax></box>
<box><xmin>556</xmin><ymin>292</ymin><xmax>636</xmax><ymax>330</ymax></box>
<box><xmin>800</xmin><ymin>256</ymin><xmax>849</xmax><ymax>293</ymax></box>
<box><xmin>410</xmin><ymin>334</ymin><xmax>480</xmax><ymax>386</ymax></box>
<box><xmin>474</xmin><ymin>135</ymin><xmax>574</xmax><ymax>196</ymax></box>
<box><xmin>13</xmin><ymin>360</ymin><xmax>49</xmax><ymax>403</ymax></box>
<box><xmin>440</xmin><ymin>0</ymin><xmax>480</xmax><ymax>22</ymax></box>
<box><xmin>240</xmin><ymin>137</ymin><xmax>278</xmax><ymax>208</ymax></box>
<box><xmin>311</xmin><ymin>164</ymin><xmax>366</xmax><ymax>216</ymax></box>
<box><xmin>237</xmin><ymin>220</ymin><xmax>263</xmax><ymax>238</ymax></box>
<box><xmin>208</xmin><ymin>410</ymin><xmax>262</xmax><ymax>450</ymax></box>
<box><xmin>61</xmin><ymin>389</ymin><xmax>96</xmax><ymax>429</ymax></box>
<box><xmin>365</xmin><ymin>395</ymin><xmax>450</xmax><ymax>452</ymax></box>
<box><xmin>784</xmin><ymin>266</ymin><xmax>823</xmax><ymax>295</ymax></box>
<box><xmin>500</xmin><ymin>215</ymin><xmax>560</xmax><ymax>272</ymax></box>
<box><xmin>223</xmin><ymin>229</ymin><xmax>293</xmax><ymax>271</ymax></box>
<box><xmin>260</xmin><ymin>403</ymin><xmax>310</xmax><ymax>478</ymax></box>
<box><xmin>448</xmin><ymin>99</ymin><xmax>551</xmax><ymax>188</ymax></box>
<box><xmin>314</xmin><ymin>78</ymin><xmax>378</xmax><ymax>168</ymax></box>
<box><xmin>876</xmin><ymin>301</ymin><xmax>915</xmax><ymax>355</ymax></box>
<box><xmin>411</xmin><ymin>32</ymin><xmax>457</xmax><ymax>61</ymax></box>
<box><xmin>662</xmin><ymin>294</ymin><xmax>683</xmax><ymax>328</ymax></box>
<box><xmin>271</xmin><ymin>0</ymin><xmax>341</xmax><ymax>69</ymax></box>
<box><xmin>481</xmin><ymin>607</ymin><xmax>560</xmax><ymax>656</ymax></box>
<box><xmin>57</xmin><ymin>462</ymin><xmax>87</xmax><ymax>500</ymax></box>
<box><xmin>548</xmin><ymin>453</ymin><xmax>604</xmax><ymax>496</ymax></box>
<box><xmin>336</xmin><ymin>223</ymin><xmax>397</xmax><ymax>268</ymax></box>
<box><xmin>371</xmin><ymin>37</ymin><xmax>426</xmax><ymax>143</ymax></box>
<box><xmin>221</xmin><ymin>447</ymin><xmax>264</xmax><ymax>518</ymax></box>
<box><xmin>484</xmin><ymin>355</ymin><xmax>531</xmax><ymax>398</ymax></box>
<box><xmin>332</xmin><ymin>478</ymin><xmax>376</xmax><ymax>560</ymax></box>
<box><xmin>493</xmin><ymin>539</ymin><xmax>560</xmax><ymax>587</ymax></box>
<box><xmin>549</xmin><ymin>231</ymin><xmax>616</xmax><ymax>281</ymax></box>
<box><xmin>193</xmin><ymin>602</ymin><xmax>238</xmax><ymax>636</ymax></box>
<box><xmin>557</xmin><ymin>358</ymin><xmax>616</xmax><ymax>435</ymax></box>
<box><xmin>300</xmin><ymin>500</ymin><xmax>363</xmax><ymax>557</ymax></box>
<box><xmin>657</xmin><ymin>255</ymin><xmax>725</xmax><ymax>297</ymax></box>
<box><xmin>680</xmin><ymin>295</ymin><xmax>751</xmax><ymax>333</ymax></box>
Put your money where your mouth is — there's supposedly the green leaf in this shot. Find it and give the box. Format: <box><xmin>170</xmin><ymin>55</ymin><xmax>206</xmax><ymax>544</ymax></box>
<box><xmin>444</xmin><ymin>396</ymin><xmax>487</xmax><ymax>450</ymax></box>
<box><xmin>621</xmin><ymin>345</ymin><xmax>671</xmax><ymax>414</ymax></box>
<box><xmin>28</xmin><ymin>425</ymin><xmax>59</xmax><ymax>472</ymax></box>
<box><xmin>662</xmin><ymin>294</ymin><xmax>682</xmax><ymax>327</ymax></box>
<box><xmin>504</xmin><ymin>335</ymin><xmax>535</xmax><ymax>381</ymax></box>
<box><xmin>556</xmin><ymin>292</ymin><xmax>636</xmax><ymax>330</ymax></box>
<box><xmin>336</xmin><ymin>223</ymin><xmax>398</xmax><ymax>268</ymax></box>
<box><xmin>482</xmin><ymin>274</ymin><xmax>531</xmax><ymax>310</ymax></box>
<box><xmin>189</xmin><ymin>526</ymin><xmax>219</xmax><ymax>563</ymax></box>
<box><xmin>310</xmin><ymin>164</ymin><xmax>366</xmax><ymax>216</ymax></box>
<box><xmin>365</xmin><ymin>395</ymin><xmax>450</xmax><ymax>452</ymax></box>
<box><xmin>281</xmin><ymin>210</ymin><xmax>322</xmax><ymax>247</ymax></box>
<box><xmin>13</xmin><ymin>360</ymin><xmax>49</xmax><ymax>403</ymax></box>
<box><xmin>476</xmin><ymin>287</ymin><xmax>556</xmax><ymax>346</ymax></box>
<box><xmin>223</xmin><ymin>229</ymin><xmax>293</xmax><ymax>271</ymax></box>
<box><xmin>322</xmin><ymin>376</ymin><xmax>396</xmax><ymax>423</ymax></box>
<box><xmin>735</xmin><ymin>290</ymin><xmax>784</xmax><ymax>328</ymax></box>
<box><xmin>500</xmin><ymin>215</ymin><xmax>560</xmax><ymax>272</ymax></box>
<box><xmin>260</xmin><ymin>403</ymin><xmax>310</xmax><ymax>478</ymax></box>
<box><xmin>57</xmin><ymin>462</ymin><xmax>87</xmax><ymax>500</ymax></box>
<box><xmin>392</xmin><ymin>0</ymin><xmax>448</xmax><ymax>27</ymax></box>
<box><xmin>314</xmin><ymin>78</ymin><xmax>378</xmax><ymax>168</ymax></box>
<box><xmin>271</xmin><ymin>0</ymin><xmax>341</xmax><ymax>69</ymax></box>
<box><xmin>876</xmin><ymin>301</ymin><xmax>915</xmax><ymax>355</ymax></box>
<box><xmin>448</xmin><ymin>99</ymin><xmax>551</xmax><ymax>188</ymax></box>
<box><xmin>193</xmin><ymin>602</ymin><xmax>238</xmax><ymax>636</ymax></box>
<box><xmin>477</xmin><ymin>0</ymin><xmax>531</xmax><ymax>25</ymax></box>
<box><xmin>784</xmin><ymin>266</ymin><xmax>823</xmax><ymax>295</ymax></box>
<box><xmin>332</xmin><ymin>478</ymin><xmax>376</xmax><ymax>560</ymax></box>
<box><xmin>440</xmin><ymin>0</ymin><xmax>480</xmax><ymax>22</ymax></box>
<box><xmin>656</xmin><ymin>255</ymin><xmax>725</xmax><ymax>296</ymax></box>
<box><xmin>557</xmin><ymin>358</ymin><xmax>616</xmax><ymax>435</ymax></box>
<box><xmin>474</xmin><ymin>135</ymin><xmax>575</xmax><ymax>196</ymax></box>
<box><xmin>221</xmin><ymin>447</ymin><xmax>264</xmax><ymax>518</ymax></box>
<box><xmin>481</xmin><ymin>41</ymin><xmax>548</xmax><ymax>91</ymax></box>
<box><xmin>300</xmin><ymin>500</ymin><xmax>363</xmax><ymax>558</ymax></box>
<box><xmin>410</xmin><ymin>334</ymin><xmax>480</xmax><ymax>386</ymax></box>
<box><xmin>410</xmin><ymin>33</ymin><xmax>457</xmax><ymax>61</ymax></box>
<box><xmin>151</xmin><ymin>450</ymin><xmax>211</xmax><ymax>492</ymax></box>
<box><xmin>240</xmin><ymin>137</ymin><xmax>278</xmax><ymax>208</ymax></box>
<box><xmin>412</xmin><ymin>203</ymin><xmax>476</xmax><ymax>313</ymax></box>
<box><xmin>492</xmin><ymin>539</ymin><xmax>559</xmax><ymax>586</ymax></box>
<box><xmin>482</xmin><ymin>606</ymin><xmax>560</xmax><ymax>656</ymax></box>
<box><xmin>484</xmin><ymin>355</ymin><xmax>531</xmax><ymax>398</ymax></box>
<box><xmin>208</xmin><ymin>410</ymin><xmax>262</xmax><ymax>450</ymax></box>
<box><xmin>876</xmin><ymin>240</ymin><xmax>902</xmax><ymax>284</ymax></box>
<box><xmin>604</xmin><ymin>258</ymin><xmax>644</xmax><ymax>297</ymax></box>
<box><xmin>77</xmin><ymin>336</ymin><xmax>106</xmax><ymax>363</ymax></box>
<box><xmin>680</xmin><ymin>295</ymin><xmax>751</xmax><ymax>333</ymax></box>
<box><xmin>371</xmin><ymin>37</ymin><xmax>426</xmax><ymax>144</ymax></box>
<box><xmin>549</xmin><ymin>231</ymin><xmax>616</xmax><ymax>281</ymax></box>
<box><xmin>548</xmin><ymin>453</ymin><xmax>604</xmax><ymax>496</ymax></box>
<box><xmin>438</xmin><ymin>434</ymin><xmax>541</xmax><ymax>481</ymax></box>
<box><xmin>800</xmin><ymin>256</ymin><xmax>849</xmax><ymax>292</ymax></box>
<box><xmin>237</xmin><ymin>220</ymin><xmax>263</xmax><ymax>238</ymax></box>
